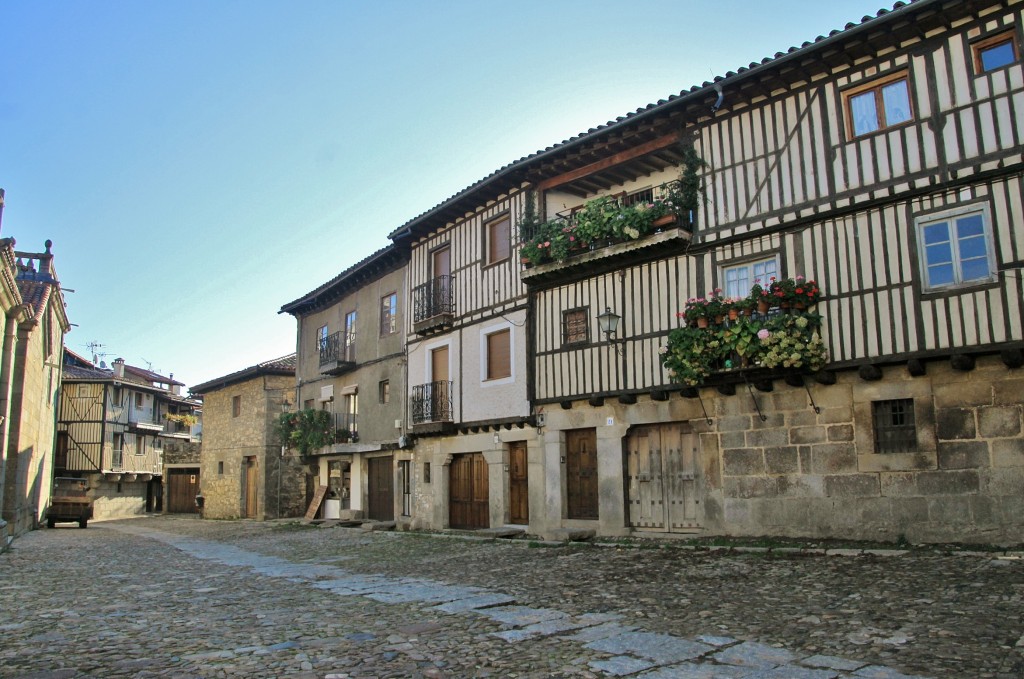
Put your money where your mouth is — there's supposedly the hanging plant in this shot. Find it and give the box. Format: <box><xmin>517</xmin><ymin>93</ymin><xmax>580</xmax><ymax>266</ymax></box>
<box><xmin>275</xmin><ymin>408</ymin><xmax>333</xmax><ymax>457</ymax></box>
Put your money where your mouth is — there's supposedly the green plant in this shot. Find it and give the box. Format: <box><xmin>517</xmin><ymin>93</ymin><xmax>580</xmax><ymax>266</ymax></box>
<box><xmin>677</xmin><ymin>144</ymin><xmax>707</xmax><ymax>216</ymax></box>
<box><xmin>275</xmin><ymin>408</ymin><xmax>333</xmax><ymax>457</ymax></box>
<box><xmin>164</xmin><ymin>412</ymin><xmax>198</xmax><ymax>427</ymax></box>
<box><xmin>660</xmin><ymin>325</ymin><xmax>725</xmax><ymax>385</ymax></box>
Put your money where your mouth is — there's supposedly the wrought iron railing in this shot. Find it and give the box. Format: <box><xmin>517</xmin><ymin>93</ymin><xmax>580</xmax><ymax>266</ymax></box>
<box><xmin>411</xmin><ymin>380</ymin><xmax>453</xmax><ymax>424</ymax></box>
<box><xmin>412</xmin><ymin>276</ymin><xmax>454</xmax><ymax>323</ymax></box>
<box><xmin>318</xmin><ymin>330</ymin><xmax>356</xmax><ymax>366</ymax></box>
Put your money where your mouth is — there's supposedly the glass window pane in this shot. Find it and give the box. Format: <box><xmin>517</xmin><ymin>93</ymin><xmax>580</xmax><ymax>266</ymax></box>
<box><xmin>957</xmin><ymin>234</ymin><xmax>987</xmax><ymax>260</ymax></box>
<box><xmin>960</xmin><ymin>257</ymin><xmax>991</xmax><ymax>281</ymax></box>
<box><xmin>981</xmin><ymin>42</ymin><xmax>1015</xmax><ymax>71</ymax></box>
<box><xmin>850</xmin><ymin>91</ymin><xmax>879</xmax><ymax>136</ymax></box>
<box><xmin>753</xmin><ymin>259</ymin><xmax>777</xmax><ymax>282</ymax></box>
<box><xmin>923</xmin><ymin>222</ymin><xmax>950</xmax><ymax>245</ymax></box>
<box><xmin>926</xmin><ymin>242</ymin><xmax>953</xmax><ymax>265</ymax></box>
<box><xmin>956</xmin><ymin>215</ymin><xmax>984</xmax><ymax>238</ymax></box>
<box><xmin>882</xmin><ymin>80</ymin><xmax>911</xmax><ymax>126</ymax></box>
<box><xmin>927</xmin><ymin>262</ymin><xmax>955</xmax><ymax>286</ymax></box>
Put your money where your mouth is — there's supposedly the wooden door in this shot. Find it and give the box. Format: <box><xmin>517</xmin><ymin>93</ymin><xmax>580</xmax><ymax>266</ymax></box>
<box><xmin>508</xmin><ymin>442</ymin><xmax>529</xmax><ymax>524</ymax></box>
<box><xmin>243</xmin><ymin>456</ymin><xmax>258</xmax><ymax>518</ymax></box>
<box><xmin>566</xmin><ymin>429</ymin><xmax>598</xmax><ymax>520</ymax></box>
<box><xmin>450</xmin><ymin>453</ymin><xmax>489</xmax><ymax>529</ymax></box>
<box><xmin>167</xmin><ymin>468</ymin><xmax>200</xmax><ymax>513</ymax></box>
<box><xmin>367</xmin><ymin>456</ymin><xmax>395</xmax><ymax>521</ymax></box>
<box><xmin>432</xmin><ymin>246</ymin><xmax>451</xmax><ymax>278</ymax></box>
<box><xmin>626</xmin><ymin>424</ymin><xmax>700</xmax><ymax>531</ymax></box>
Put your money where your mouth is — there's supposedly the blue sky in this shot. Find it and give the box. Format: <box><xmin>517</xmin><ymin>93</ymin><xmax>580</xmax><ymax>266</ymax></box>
<box><xmin>1</xmin><ymin>0</ymin><xmax>873</xmax><ymax>388</ymax></box>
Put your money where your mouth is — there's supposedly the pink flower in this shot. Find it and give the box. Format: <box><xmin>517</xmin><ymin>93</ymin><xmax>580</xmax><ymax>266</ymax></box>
<box><xmin>543</xmin><ymin>241</ymin><xmax>550</xmax><ymax>247</ymax></box>
<box><xmin>757</xmin><ymin>329</ymin><xmax>770</xmax><ymax>340</ymax></box>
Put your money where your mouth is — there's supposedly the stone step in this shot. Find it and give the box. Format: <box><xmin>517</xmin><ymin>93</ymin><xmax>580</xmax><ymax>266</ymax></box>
<box><xmin>545</xmin><ymin>528</ymin><xmax>596</xmax><ymax>542</ymax></box>
<box><xmin>478</xmin><ymin>526</ymin><xmax>526</xmax><ymax>539</ymax></box>
<box><xmin>361</xmin><ymin>521</ymin><xmax>396</xmax><ymax>532</ymax></box>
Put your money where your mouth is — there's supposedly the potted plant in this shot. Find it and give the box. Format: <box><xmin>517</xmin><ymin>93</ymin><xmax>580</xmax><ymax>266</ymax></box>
<box><xmin>682</xmin><ymin>298</ymin><xmax>710</xmax><ymax>327</ymax></box>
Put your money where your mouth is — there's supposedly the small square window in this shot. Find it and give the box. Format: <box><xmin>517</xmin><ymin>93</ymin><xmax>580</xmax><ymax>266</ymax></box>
<box><xmin>843</xmin><ymin>71</ymin><xmax>913</xmax><ymax>138</ymax></box>
<box><xmin>218</xmin><ymin>461</ymin><xmax>224</xmax><ymax>475</ymax></box>
<box><xmin>379</xmin><ymin>379</ymin><xmax>390</xmax><ymax>404</ymax></box>
<box><xmin>973</xmin><ymin>30</ymin><xmax>1019</xmax><ymax>73</ymax></box>
<box><xmin>232</xmin><ymin>395</ymin><xmax>241</xmax><ymax>418</ymax></box>
<box><xmin>562</xmin><ymin>308</ymin><xmax>590</xmax><ymax>346</ymax></box>
<box><xmin>873</xmin><ymin>399</ymin><xmax>917</xmax><ymax>453</ymax></box>
<box><xmin>486</xmin><ymin>215</ymin><xmax>511</xmax><ymax>265</ymax></box>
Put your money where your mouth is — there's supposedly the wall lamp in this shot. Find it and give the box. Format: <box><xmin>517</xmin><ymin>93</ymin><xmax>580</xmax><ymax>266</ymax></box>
<box><xmin>597</xmin><ymin>307</ymin><xmax>623</xmax><ymax>355</ymax></box>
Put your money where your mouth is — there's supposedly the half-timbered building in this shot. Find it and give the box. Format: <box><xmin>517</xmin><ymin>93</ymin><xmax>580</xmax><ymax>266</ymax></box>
<box><xmin>389</xmin><ymin>176</ymin><xmax>539</xmax><ymax>532</ymax></box>
<box><xmin>57</xmin><ymin>353</ymin><xmax>201</xmax><ymax>521</ymax></box>
<box><xmin>515</xmin><ymin>0</ymin><xmax>1024</xmax><ymax>543</ymax></box>
<box><xmin>281</xmin><ymin>245</ymin><xmax>412</xmax><ymax>523</ymax></box>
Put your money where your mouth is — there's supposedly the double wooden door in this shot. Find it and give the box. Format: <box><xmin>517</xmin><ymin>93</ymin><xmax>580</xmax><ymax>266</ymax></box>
<box><xmin>626</xmin><ymin>424</ymin><xmax>700</xmax><ymax>531</ymax></box>
<box><xmin>450</xmin><ymin>453</ymin><xmax>489</xmax><ymax>529</ymax></box>
<box><xmin>367</xmin><ymin>457</ymin><xmax>394</xmax><ymax>521</ymax></box>
<box><xmin>167</xmin><ymin>468</ymin><xmax>200</xmax><ymax>513</ymax></box>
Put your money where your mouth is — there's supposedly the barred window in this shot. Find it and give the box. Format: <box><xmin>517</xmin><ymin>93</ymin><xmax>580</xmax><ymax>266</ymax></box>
<box><xmin>562</xmin><ymin>307</ymin><xmax>590</xmax><ymax>346</ymax></box>
<box><xmin>873</xmin><ymin>399</ymin><xmax>916</xmax><ymax>453</ymax></box>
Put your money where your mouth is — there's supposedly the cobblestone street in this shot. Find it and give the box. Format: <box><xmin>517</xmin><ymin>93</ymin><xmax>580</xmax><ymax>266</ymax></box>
<box><xmin>1</xmin><ymin>517</ymin><xmax>1022</xmax><ymax>678</ymax></box>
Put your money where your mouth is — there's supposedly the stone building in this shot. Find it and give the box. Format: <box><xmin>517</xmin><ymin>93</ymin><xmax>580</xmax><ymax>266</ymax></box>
<box><xmin>191</xmin><ymin>354</ymin><xmax>303</xmax><ymax>520</ymax></box>
<box><xmin>0</xmin><ymin>237</ymin><xmax>71</xmax><ymax>540</ymax></box>
<box><xmin>281</xmin><ymin>245</ymin><xmax>411</xmax><ymax>524</ymax></box>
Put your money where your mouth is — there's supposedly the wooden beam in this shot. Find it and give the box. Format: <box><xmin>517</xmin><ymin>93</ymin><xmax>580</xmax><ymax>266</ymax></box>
<box><xmin>535</xmin><ymin>132</ymin><xmax>681</xmax><ymax>192</ymax></box>
<box><xmin>951</xmin><ymin>354</ymin><xmax>976</xmax><ymax>372</ymax></box>
<box><xmin>907</xmin><ymin>359</ymin><xmax>927</xmax><ymax>377</ymax></box>
<box><xmin>858</xmin><ymin>365</ymin><xmax>883</xmax><ymax>381</ymax></box>
<box><xmin>1000</xmin><ymin>348</ymin><xmax>1024</xmax><ymax>369</ymax></box>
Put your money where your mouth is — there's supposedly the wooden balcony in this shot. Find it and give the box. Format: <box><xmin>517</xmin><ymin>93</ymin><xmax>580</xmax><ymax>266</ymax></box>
<box><xmin>412</xmin><ymin>276</ymin><xmax>455</xmax><ymax>335</ymax></box>
<box><xmin>319</xmin><ymin>330</ymin><xmax>356</xmax><ymax>375</ymax></box>
<box><xmin>522</xmin><ymin>220</ymin><xmax>692</xmax><ymax>285</ymax></box>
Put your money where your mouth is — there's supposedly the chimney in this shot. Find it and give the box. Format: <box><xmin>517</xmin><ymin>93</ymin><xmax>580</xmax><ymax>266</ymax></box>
<box><xmin>113</xmin><ymin>357</ymin><xmax>125</xmax><ymax>378</ymax></box>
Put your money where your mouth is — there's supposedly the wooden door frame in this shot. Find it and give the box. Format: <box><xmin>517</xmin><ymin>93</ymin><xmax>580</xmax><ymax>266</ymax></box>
<box><xmin>508</xmin><ymin>441</ymin><xmax>529</xmax><ymax>525</ymax></box>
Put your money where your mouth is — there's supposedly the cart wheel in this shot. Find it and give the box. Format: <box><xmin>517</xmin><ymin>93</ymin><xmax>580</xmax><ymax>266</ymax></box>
<box><xmin>78</xmin><ymin>519</ymin><xmax>88</xmax><ymax>529</ymax></box>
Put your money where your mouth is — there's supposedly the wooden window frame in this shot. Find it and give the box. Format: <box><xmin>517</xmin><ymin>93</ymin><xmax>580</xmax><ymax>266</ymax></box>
<box><xmin>484</xmin><ymin>328</ymin><xmax>512</xmax><ymax>381</ymax></box>
<box><xmin>561</xmin><ymin>307</ymin><xmax>590</xmax><ymax>346</ymax></box>
<box><xmin>380</xmin><ymin>292</ymin><xmax>398</xmax><ymax>336</ymax></box>
<box><xmin>484</xmin><ymin>214</ymin><xmax>511</xmax><ymax>266</ymax></box>
<box><xmin>379</xmin><ymin>379</ymin><xmax>390</xmax><ymax>404</ymax></box>
<box><xmin>972</xmin><ymin>29</ymin><xmax>1020</xmax><ymax>74</ymax></box>
<box><xmin>842</xmin><ymin>70</ymin><xmax>913</xmax><ymax>139</ymax></box>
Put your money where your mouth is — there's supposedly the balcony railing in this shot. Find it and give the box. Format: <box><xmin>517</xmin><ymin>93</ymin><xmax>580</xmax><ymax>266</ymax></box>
<box><xmin>331</xmin><ymin>411</ymin><xmax>358</xmax><ymax>441</ymax></box>
<box><xmin>319</xmin><ymin>331</ymin><xmax>356</xmax><ymax>374</ymax></box>
<box><xmin>411</xmin><ymin>380</ymin><xmax>453</xmax><ymax>425</ymax></box>
<box><xmin>412</xmin><ymin>276</ymin><xmax>455</xmax><ymax>333</ymax></box>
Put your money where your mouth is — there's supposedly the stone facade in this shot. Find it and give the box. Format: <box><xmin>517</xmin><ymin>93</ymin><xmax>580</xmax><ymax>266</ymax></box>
<box><xmin>194</xmin><ymin>358</ymin><xmax>302</xmax><ymax>520</ymax></box>
<box><xmin>1</xmin><ymin>242</ymin><xmax>70</xmax><ymax>540</ymax></box>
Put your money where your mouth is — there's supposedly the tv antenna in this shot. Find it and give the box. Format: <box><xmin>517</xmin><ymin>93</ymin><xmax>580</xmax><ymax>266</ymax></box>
<box><xmin>85</xmin><ymin>340</ymin><xmax>109</xmax><ymax>365</ymax></box>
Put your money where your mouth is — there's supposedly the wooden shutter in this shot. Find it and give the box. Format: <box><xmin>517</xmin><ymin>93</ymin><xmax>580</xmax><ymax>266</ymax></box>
<box><xmin>488</xmin><ymin>217</ymin><xmax>510</xmax><ymax>263</ymax></box>
<box><xmin>486</xmin><ymin>329</ymin><xmax>511</xmax><ymax>379</ymax></box>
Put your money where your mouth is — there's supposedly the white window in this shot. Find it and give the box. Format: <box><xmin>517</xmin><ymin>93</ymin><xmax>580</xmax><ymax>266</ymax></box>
<box><xmin>722</xmin><ymin>257</ymin><xmax>778</xmax><ymax>299</ymax></box>
<box><xmin>916</xmin><ymin>205</ymin><xmax>995</xmax><ymax>289</ymax></box>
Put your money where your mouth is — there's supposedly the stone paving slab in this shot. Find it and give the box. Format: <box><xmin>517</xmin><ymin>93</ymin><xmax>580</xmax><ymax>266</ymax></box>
<box><xmin>587</xmin><ymin>630</ymin><xmax>715</xmax><ymax>664</ymax></box>
<box><xmin>431</xmin><ymin>591</ymin><xmax>517</xmax><ymax>612</ymax></box>
<box><xmin>713</xmin><ymin>640</ymin><xmax>797</xmax><ymax>668</ymax></box>
<box><xmin>476</xmin><ymin>604</ymin><xmax>568</xmax><ymax>627</ymax></box>
<box><xmin>853</xmin><ymin>666</ymin><xmax>932</xmax><ymax>679</ymax></box>
<box><xmin>590</xmin><ymin>654</ymin><xmax>657</xmax><ymax>676</ymax></box>
<box><xmin>637</xmin><ymin>663</ymin><xmax>750</xmax><ymax>678</ymax></box>
<box><xmin>802</xmin><ymin>654</ymin><xmax>869</xmax><ymax>671</ymax></box>
<box><xmin>744</xmin><ymin>667</ymin><xmax>840</xmax><ymax>678</ymax></box>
